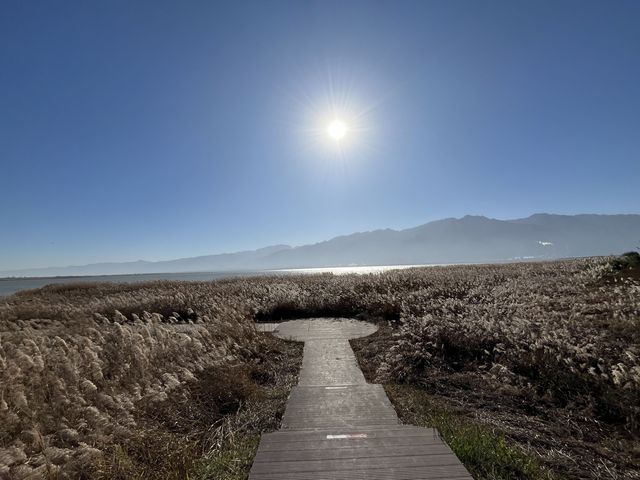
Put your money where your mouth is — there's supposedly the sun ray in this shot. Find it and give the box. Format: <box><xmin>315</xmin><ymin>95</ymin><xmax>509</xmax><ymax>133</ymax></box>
<box><xmin>278</xmin><ymin>62</ymin><xmax>389</xmax><ymax>167</ymax></box>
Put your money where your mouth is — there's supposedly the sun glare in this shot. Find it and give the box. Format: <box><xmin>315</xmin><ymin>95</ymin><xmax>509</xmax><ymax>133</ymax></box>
<box><xmin>291</xmin><ymin>71</ymin><xmax>377</xmax><ymax>157</ymax></box>
<box><xmin>327</xmin><ymin>119</ymin><xmax>347</xmax><ymax>140</ymax></box>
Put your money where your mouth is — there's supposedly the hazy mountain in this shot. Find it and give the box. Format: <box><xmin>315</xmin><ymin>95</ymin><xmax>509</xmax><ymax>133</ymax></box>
<box><xmin>0</xmin><ymin>245</ymin><xmax>291</xmax><ymax>278</ymax></box>
<box><xmin>254</xmin><ymin>214</ymin><xmax>640</xmax><ymax>268</ymax></box>
<box><xmin>2</xmin><ymin>214</ymin><xmax>639</xmax><ymax>278</ymax></box>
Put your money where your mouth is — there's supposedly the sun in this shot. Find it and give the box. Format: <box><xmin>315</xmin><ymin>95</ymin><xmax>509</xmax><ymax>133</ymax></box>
<box><xmin>327</xmin><ymin>119</ymin><xmax>348</xmax><ymax>140</ymax></box>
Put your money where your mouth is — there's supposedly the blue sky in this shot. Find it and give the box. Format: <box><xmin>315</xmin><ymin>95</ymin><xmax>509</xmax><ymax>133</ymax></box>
<box><xmin>1</xmin><ymin>0</ymin><xmax>639</xmax><ymax>270</ymax></box>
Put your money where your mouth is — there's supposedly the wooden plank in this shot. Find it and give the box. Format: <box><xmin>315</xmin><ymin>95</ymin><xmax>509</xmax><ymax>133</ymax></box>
<box><xmin>273</xmin><ymin>318</ymin><xmax>378</xmax><ymax>342</ymax></box>
<box><xmin>299</xmin><ymin>339</ymin><xmax>368</xmax><ymax>386</ymax></box>
<box><xmin>248</xmin><ymin>318</ymin><xmax>473</xmax><ymax>480</ymax></box>
<box><xmin>261</xmin><ymin>426</ymin><xmax>438</xmax><ymax>444</ymax></box>
<box><xmin>257</xmin><ymin>436</ymin><xmax>445</xmax><ymax>452</ymax></box>
<box><xmin>255</xmin><ymin>323</ymin><xmax>280</xmax><ymax>333</ymax></box>
<box><xmin>283</xmin><ymin>417</ymin><xmax>399</xmax><ymax>430</ymax></box>
<box><xmin>250</xmin><ymin>468</ymin><xmax>472</xmax><ymax>480</ymax></box>
<box><xmin>254</xmin><ymin>443</ymin><xmax>454</xmax><ymax>463</ymax></box>
<box><xmin>250</xmin><ymin>452</ymin><xmax>464</xmax><ymax>474</ymax></box>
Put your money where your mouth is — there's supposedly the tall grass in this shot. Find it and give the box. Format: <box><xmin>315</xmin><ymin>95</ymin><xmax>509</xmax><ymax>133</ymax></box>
<box><xmin>385</xmin><ymin>384</ymin><xmax>555</xmax><ymax>480</ymax></box>
<box><xmin>1</xmin><ymin>257</ymin><xmax>638</xmax><ymax>478</ymax></box>
<box><xmin>0</xmin><ymin>280</ymin><xmax>297</xmax><ymax>478</ymax></box>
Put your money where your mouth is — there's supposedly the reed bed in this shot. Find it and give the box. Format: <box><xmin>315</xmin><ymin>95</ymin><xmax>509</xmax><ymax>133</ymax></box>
<box><xmin>1</xmin><ymin>257</ymin><xmax>638</xmax><ymax>478</ymax></box>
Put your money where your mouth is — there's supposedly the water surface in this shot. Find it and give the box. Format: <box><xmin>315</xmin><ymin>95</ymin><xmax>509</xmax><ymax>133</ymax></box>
<box><xmin>0</xmin><ymin>264</ymin><xmax>437</xmax><ymax>297</ymax></box>
<box><xmin>0</xmin><ymin>271</ymin><xmax>254</xmax><ymax>297</ymax></box>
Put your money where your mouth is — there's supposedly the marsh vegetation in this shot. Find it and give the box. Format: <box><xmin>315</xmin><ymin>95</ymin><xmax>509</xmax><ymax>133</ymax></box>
<box><xmin>1</xmin><ymin>257</ymin><xmax>638</xmax><ymax>478</ymax></box>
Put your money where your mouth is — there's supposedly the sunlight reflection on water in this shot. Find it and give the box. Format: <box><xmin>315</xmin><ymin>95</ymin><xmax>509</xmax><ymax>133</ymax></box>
<box><xmin>272</xmin><ymin>264</ymin><xmax>438</xmax><ymax>275</ymax></box>
<box><xmin>0</xmin><ymin>264</ymin><xmax>445</xmax><ymax>297</ymax></box>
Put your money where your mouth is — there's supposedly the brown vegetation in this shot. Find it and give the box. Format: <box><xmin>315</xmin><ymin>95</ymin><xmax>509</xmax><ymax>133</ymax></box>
<box><xmin>1</xmin><ymin>256</ymin><xmax>638</xmax><ymax>478</ymax></box>
<box><xmin>349</xmin><ymin>259</ymin><xmax>640</xmax><ymax>479</ymax></box>
<box><xmin>0</xmin><ymin>281</ymin><xmax>302</xmax><ymax>479</ymax></box>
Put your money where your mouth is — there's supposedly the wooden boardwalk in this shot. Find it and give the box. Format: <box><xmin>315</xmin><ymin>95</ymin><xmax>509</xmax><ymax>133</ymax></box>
<box><xmin>249</xmin><ymin>318</ymin><xmax>473</xmax><ymax>479</ymax></box>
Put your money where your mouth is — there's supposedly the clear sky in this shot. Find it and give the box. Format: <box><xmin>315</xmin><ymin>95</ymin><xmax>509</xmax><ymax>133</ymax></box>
<box><xmin>1</xmin><ymin>0</ymin><xmax>639</xmax><ymax>270</ymax></box>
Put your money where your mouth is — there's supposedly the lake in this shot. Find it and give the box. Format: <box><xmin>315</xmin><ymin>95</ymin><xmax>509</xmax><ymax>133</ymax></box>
<box><xmin>0</xmin><ymin>264</ymin><xmax>435</xmax><ymax>297</ymax></box>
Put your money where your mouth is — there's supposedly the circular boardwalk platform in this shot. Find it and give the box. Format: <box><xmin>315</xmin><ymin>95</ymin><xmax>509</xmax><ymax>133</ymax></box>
<box><xmin>249</xmin><ymin>318</ymin><xmax>473</xmax><ymax>480</ymax></box>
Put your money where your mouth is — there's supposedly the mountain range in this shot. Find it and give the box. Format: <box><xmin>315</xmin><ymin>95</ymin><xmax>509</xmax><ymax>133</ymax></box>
<box><xmin>2</xmin><ymin>213</ymin><xmax>639</xmax><ymax>278</ymax></box>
